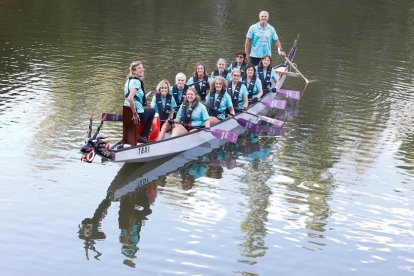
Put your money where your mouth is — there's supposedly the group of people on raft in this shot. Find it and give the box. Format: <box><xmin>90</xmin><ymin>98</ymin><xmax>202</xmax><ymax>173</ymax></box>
<box><xmin>123</xmin><ymin>10</ymin><xmax>287</xmax><ymax>145</ymax></box>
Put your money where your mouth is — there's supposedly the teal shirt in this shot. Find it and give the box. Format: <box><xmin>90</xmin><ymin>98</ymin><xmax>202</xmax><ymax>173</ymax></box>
<box><xmin>228</xmin><ymin>82</ymin><xmax>248</xmax><ymax>109</ymax></box>
<box><xmin>243</xmin><ymin>77</ymin><xmax>262</xmax><ymax>100</ymax></box>
<box><xmin>206</xmin><ymin>91</ymin><xmax>233</xmax><ymax>120</ymax></box>
<box><xmin>123</xmin><ymin>78</ymin><xmax>145</xmax><ymax>113</ymax></box>
<box><xmin>169</xmin><ymin>86</ymin><xmax>186</xmax><ymax>105</ymax></box>
<box><xmin>176</xmin><ymin>103</ymin><xmax>209</xmax><ymax>127</ymax></box>
<box><xmin>209</xmin><ymin>71</ymin><xmax>231</xmax><ymax>83</ymax></box>
<box><xmin>150</xmin><ymin>95</ymin><xmax>177</xmax><ymax>115</ymax></box>
<box><xmin>246</xmin><ymin>22</ymin><xmax>278</xmax><ymax>58</ymax></box>
<box><xmin>254</xmin><ymin>66</ymin><xmax>278</xmax><ymax>89</ymax></box>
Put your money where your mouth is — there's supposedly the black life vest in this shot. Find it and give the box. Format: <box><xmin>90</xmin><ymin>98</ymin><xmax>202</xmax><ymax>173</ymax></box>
<box><xmin>192</xmin><ymin>76</ymin><xmax>209</xmax><ymax>101</ymax></box>
<box><xmin>257</xmin><ymin>67</ymin><xmax>272</xmax><ymax>91</ymax></box>
<box><xmin>172</xmin><ymin>84</ymin><xmax>188</xmax><ymax>106</ymax></box>
<box><xmin>227</xmin><ymin>81</ymin><xmax>242</xmax><ymax>108</ymax></box>
<box><xmin>213</xmin><ymin>69</ymin><xmax>229</xmax><ymax>78</ymax></box>
<box><xmin>208</xmin><ymin>89</ymin><xmax>226</xmax><ymax>117</ymax></box>
<box><xmin>243</xmin><ymin>76</ymin><xmax>257</xmax><ymax>100</ymax></box>
<box><xmin>125</xmin><ymin>76</ymin><xmax>147</xmax><ymax>106</ymax></box>
<box><xmin>231</xmin><ymin>60</ymin><xmax>247</xmax><ymax>77</ymax></box>
<box><xmin>155</xmin><ymin>93</ymin><xmax>172</xmax><ymax>121</ymax></box>
<box><xmin>181</xmin><ymin>103</ymin><xmax>196</xmax><ymax>125</ymax></box>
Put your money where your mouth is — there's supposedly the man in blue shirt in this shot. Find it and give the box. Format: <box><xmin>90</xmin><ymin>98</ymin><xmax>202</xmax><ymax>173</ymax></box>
<box><xmin>245</xmin><ymin>11</ymin><xmax>286</xmax><ymax>66</ymax></box>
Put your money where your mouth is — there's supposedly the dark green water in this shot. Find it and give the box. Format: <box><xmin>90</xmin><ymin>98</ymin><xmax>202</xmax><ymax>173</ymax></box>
<box><xmin>0</xmin><ymin>0</ymin><xmax>413</xmax><ymax>275</ymax></box>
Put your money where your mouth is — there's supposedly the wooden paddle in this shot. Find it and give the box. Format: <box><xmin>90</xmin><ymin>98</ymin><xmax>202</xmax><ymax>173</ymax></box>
<box><xmin>284</xmin><ymin>57</ymin><xmax>310</xmax><ymax>84</ymax></box>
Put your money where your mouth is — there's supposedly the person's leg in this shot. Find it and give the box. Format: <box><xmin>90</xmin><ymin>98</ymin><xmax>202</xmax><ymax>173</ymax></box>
<box><xmin>123</xmin><ymin>106</ymin><xmax>137</xmax><ymax>145</ymax></box>
<box><xmin>139</xmin><ymin>108</ymin><xmax>155</xmax><ymax>137</ymax></box>
<box><xmin>157</xmin><ymin>123</ymin><xmax>171</xmax><ymax>140</ymax></box>
<box><xmin>171</xmin><ymin>124</ymin><xmax>188</xmax><ymax>137</ymax></box>
<box><xmin>250</xmin><ymin>57</ymin><xmax>261</xmax><ymax>67</ymax></box>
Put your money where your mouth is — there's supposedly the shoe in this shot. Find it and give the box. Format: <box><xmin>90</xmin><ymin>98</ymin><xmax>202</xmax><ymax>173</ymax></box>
<box><xmin>138</xmin><ymin>137</ymin><xmax>149</xmax><ymax>144</ymax></box>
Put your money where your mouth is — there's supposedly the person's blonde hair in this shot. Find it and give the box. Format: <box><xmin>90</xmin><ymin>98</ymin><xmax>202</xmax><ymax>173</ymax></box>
<box><xmin>175</xmin><ymin>72</ymin><xmax>186</xmax><ymax>83</ymax></box>
<box><xmin>127</xmin><ymin>60</ymin><xmax>143</xmax><ymax>78</ymax></box>
<box><xmin>155</xmin><ymin>79</ymin><xmax>171</xmax><ymax>94</ymax></box>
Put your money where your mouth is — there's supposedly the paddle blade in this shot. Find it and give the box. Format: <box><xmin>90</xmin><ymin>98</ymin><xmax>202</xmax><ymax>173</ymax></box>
<box><xmin>102</xmin><ymin>113</ymin><xmax>123</xmax><ymax>121</ymax></box>
<box><xmin>261</xmin><ymin>126</ymin><xmax>285</xmax><ymax>136</ymax></box>
<box><xmin>210</xmin><ymin>129</ymin><xmax>239</xmax><ymax>143</ymax></box>
<box><xmin>261</xmin><ymin>99</ymin><xmax>287</xmax><ymax>110</ymax></box>
<box><xmin>258</xmin><ymin>116</ymin><xmax>284</xmax><ymax>127</ymax></box>
<box><xmin>236</xmin><ymin>118</ymin><xmax>261</xmax><ymax>133</ymax></box>
<box><xmin>277</xmin><ymin>89</ymin><xmax>301</xmax><ymax>101</ymax></box>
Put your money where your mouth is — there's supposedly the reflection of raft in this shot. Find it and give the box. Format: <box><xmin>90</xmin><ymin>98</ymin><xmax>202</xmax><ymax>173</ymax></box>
<box><xmin>81</xmin><ymin>35</ymin><xmax>300</xmax><ymax>164</ymax></box>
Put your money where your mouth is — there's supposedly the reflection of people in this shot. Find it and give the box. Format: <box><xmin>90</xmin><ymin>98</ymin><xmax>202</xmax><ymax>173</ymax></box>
<box><xmin>118</xmin><ymin>183</ymin><xmax>157</xmax><ymax>267</ymax></box>
<box><xmin>205</xmin><ymin>165</ymin><xmax>224</xmax><ymax>179</ymax></box>
<box><xmin>245</xmin><ymin>10</ymin><xmax>286</xmax><ymax>66</ymax></box>
<box><xmin>179</xmin><ymin>162</ymin><xmax>207</xmax><ymax>190</ymax></box>
<box><xmin>78</xmin><ymin>198</ymin><xmax>111</xmax><ymax>261</ymax></box>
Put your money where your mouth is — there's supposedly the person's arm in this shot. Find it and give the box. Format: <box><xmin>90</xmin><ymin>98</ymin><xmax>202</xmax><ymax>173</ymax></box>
<box><xmin>243</xmin><ymin>95</ymin><xmax>248</xmax><ymax>108</ymax></box>
<box><xmin>228</xmin><ymin>106</ymin><xmax>235</xmax><ymax>116</ymax></box>
<box><xmin>275</xmin><ymin>39</ymin><xmax>286</xmax><ymax>57</ymax></box>
<box><xmin>245</xmin><ymin>38</ymin><xmax>251</xmax><ymax>61</ymax></box>
<box><xmin>128</xmin><ymin>88</ymin><xmax>140</xmax><ymax>124</ymax></box>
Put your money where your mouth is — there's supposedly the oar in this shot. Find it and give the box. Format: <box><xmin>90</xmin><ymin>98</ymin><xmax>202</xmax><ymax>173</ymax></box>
<box><xmin>237</xmin><ymin>109</ymin><xmax>284</xmax><ymax>128</ymax></box>
<box><xmin>261</xmin><ymin>98</ymin><xmax>287</xmax><ymax>110</ymax></box>
<box><xmin>102</xmin><ymin>113</ymin><xmax>123</xmax><ymax>121</ymax></box>
<box><xmin>260</xmin><ymin>125</ymin><xmax>284</xmax><ymax>136</ymax></box>
<box><xmin>171</xmin><ymin>120</ymin><xmax>239</xmax><ymax>143</ymax></box>
<box><xmin>284</xmin><ymin>57</ymin><xmax>311</xmax><ymax>84</ymax></box>
<box><xmin>277</xmin><ymin>89</ymin><xmax>301</xmax><ymax>101</ymax></box>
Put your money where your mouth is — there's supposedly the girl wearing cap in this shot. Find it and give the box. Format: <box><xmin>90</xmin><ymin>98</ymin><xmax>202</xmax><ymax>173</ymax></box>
<box><xmin>123</xmin><ymin>61</ymin><xmax>155</xmax><ymax>145</ymax></box>
<box><xmin>171</xmin><ymin>87</ymin><xmax>210</xmax><ymax>137</ymax></box>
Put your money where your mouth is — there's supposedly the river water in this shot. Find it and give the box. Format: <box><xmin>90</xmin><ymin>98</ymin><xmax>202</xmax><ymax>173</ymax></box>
<box><xmin>0</xmin><ymin>0</ymin><xmax>413</xmax><ymax>275</ymax></box>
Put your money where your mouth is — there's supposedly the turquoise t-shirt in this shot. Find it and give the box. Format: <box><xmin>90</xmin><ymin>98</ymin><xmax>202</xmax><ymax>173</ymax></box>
<box><xmin>254</xmin><ymin>66</ymin><xmax>278</xmax><ymax>90</ymax></box>
<box><xmin>150</xmin><ymin>95</ymin><xmax>177</xmax><ymax>115</ymax></box>
<box><xmin>176</xmin><ymin>103</ymin><xmax>209</xmax><ymax>127</ymax></box>
<box><xmin>246</xmin><ymin>22</ymin><xmax>278</xmax><ymax>58</ymax></box>
<box><xmin>227</xmin><ymin>82</ymin><xmax>248</xmax><ymax>109</ymax></box>
<box><xmin>123</xmin><ymin>78</ymin><xmax>145</xmax><ymax>113</ymax></box>
<box><xmin>169</xmin><ymin>86</ymin><xmax>186</xmax><ymax>106</ymax></box>
<box><xmin>243</xmin><ymin>77</ymin><xmax>263</xmax><ymax>100</ymax></box>
<box><xmin>205</xmin><ymin>91</ymin><xmax>233</xmax><ymax>120</ymax></box>
<box><xmin>209</xmin><ymin>71</ymin><xmax>231</xmax><ymax>83</ymax></box>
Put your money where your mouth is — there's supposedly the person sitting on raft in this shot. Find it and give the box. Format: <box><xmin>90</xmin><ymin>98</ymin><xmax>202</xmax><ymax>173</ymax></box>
<box><xmin>210</xmin><ymin>58</ymin><xmax>231</xmax><ymax>82</ymax></box>
<box><xmin>171</xmin><ymin>87</ymin><xmax>210</xmax><ymax>137</ymax></box>
<box><xmin>170</xmin><ymin>72</ymin><xmax>188</xmax><ymax>115</ymax></box>
<box><xmin>186</xmin><ymin>62</ymin><xmax>210</xmax><ymax>103</ymax></box>
<box><xmin>255</xmin><ymin>55</ymin><xmax>279</xmax><ymax>95</ymax></box>
<box><xmin>205</xmin><ymin>76</ymin><xmax>235</xmax><ymax>126</ymax></box>
<box><xmin>227</xmin><ymin>68</ymin><xmax>248</xmax><ymax>111</ymax></box>
<box><xmin>150</xmin><ymin>79</ymin><xmax>177</xmax><ymax>141</ymax></box>
<box><xmin>227</xmin><ymin>50</ymin><xmax>247</xmax><ymax>80</ymax></box>
<box><xmin>123</xmin><ymin>60</ymin><xmax>155</xmax><ymax>145</ymax></box>
<box><xmin>243</xmin><ymin>64</ymin><xmax>263</xmax><ymax>103</ymax></box>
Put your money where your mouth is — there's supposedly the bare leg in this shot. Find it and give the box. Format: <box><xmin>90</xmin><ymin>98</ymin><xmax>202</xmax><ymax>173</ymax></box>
<box><xmin>157</xmin><ymin>123</ymin><xmax>172</xmax><ymax>141</ymax></box>
<box><xmin>171</xmin><ymin>124</ymin><xmax>188</xmax><ymax>137</ymax></box>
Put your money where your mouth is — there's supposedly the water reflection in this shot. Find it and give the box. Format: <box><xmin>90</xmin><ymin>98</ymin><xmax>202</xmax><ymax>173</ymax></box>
<box><xmin>78</xmin><ymin>130</ymin><xmax>278</xmax><ymax>267</ymax></box>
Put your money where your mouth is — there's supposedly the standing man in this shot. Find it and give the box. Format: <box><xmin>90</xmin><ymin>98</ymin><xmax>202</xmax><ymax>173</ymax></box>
<box><xmin>245</xmin><ymin>11</ymin><xmax>286</xmax><ymax>66</ymax></box>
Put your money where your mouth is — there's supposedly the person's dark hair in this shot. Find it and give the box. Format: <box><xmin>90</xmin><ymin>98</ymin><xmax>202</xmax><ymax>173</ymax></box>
<box><xmin>258</xmin><ymin>55</ymin><xmax>273</xmax><ymax>68</ymax></box>
<box><xmin>235</xmin><ymin>50</ymin><xmax>246</xmax><ymax>59</ymax></box>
